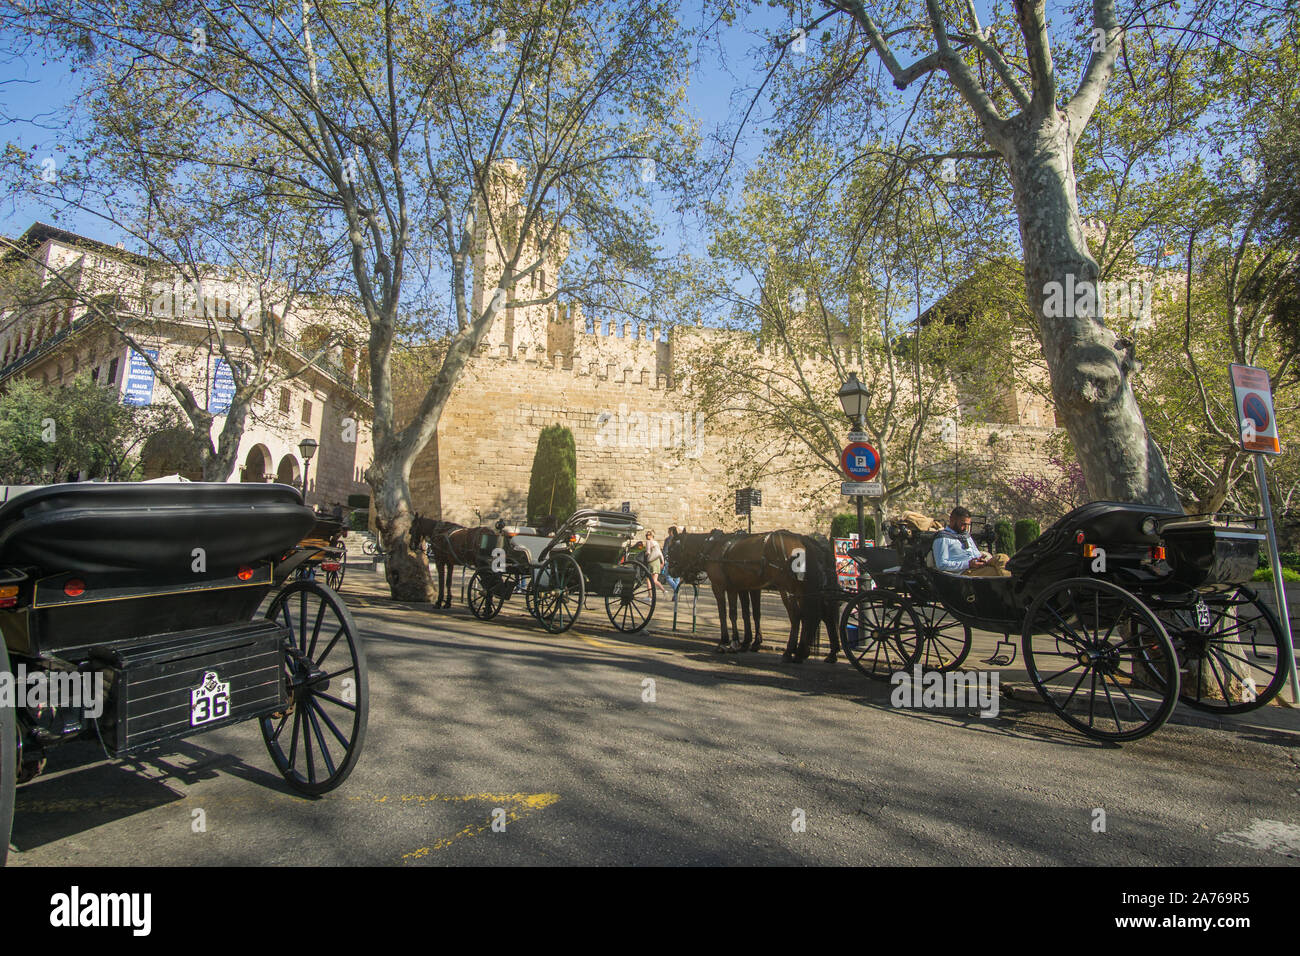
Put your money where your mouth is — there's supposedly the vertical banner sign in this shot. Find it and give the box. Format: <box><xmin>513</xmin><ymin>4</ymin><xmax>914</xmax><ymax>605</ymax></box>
<box><xmin>209</xmin><ymin>357</ymin><xmax>235</xmax><ymax>414</ymax></box>
<box><xmin>1230</xmin><ymin>363</ymin><xmax>1281</xmax><ymax>454</ymax></box>
<box><xmin>1228</xmin><ymin>363</ymin><xmax>1298</xmax><ymax>702</ymax></box>
<box><xmin>123</xmin><ymin>348</ymin><xmax>158</xmax><ymax>407</ymax></box>
<box><xmin>833</xmin><ymin>535</ymin><xmax>867</xmax><ymax>591</ymax></box>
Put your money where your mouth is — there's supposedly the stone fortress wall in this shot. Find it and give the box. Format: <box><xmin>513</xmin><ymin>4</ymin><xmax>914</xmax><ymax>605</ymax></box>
<box><xmin>405</xmin><ymin>310</ymin><xmax>1064</xmax><ymax>537</ymax></box>
<box><xmin>401</xmin><ymin>161</ymin><xmax>1064</xmax><ymax>536</ymax></box>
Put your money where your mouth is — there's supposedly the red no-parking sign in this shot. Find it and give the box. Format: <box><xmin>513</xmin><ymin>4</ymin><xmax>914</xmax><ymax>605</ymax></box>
<box><xmin>1230</xmin><ymin>364</ymin><xmax>1281</xmax><ymax>455</ymax></box>
<box><xmin>841</xmin><ymin>442</ymin><xmax>881</xmax><ymax>481</ymax></box>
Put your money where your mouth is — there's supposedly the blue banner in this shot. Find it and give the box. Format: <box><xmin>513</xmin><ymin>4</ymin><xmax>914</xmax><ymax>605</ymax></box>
<box><xmin>123</xmin><ymin>348</ymin><xmax>158</xmax><ymax>407</ymax></box>
<box><xmin>209</xmin><ymin>357</ymin><xmax>235</xmax><ymax>414</ymax></box>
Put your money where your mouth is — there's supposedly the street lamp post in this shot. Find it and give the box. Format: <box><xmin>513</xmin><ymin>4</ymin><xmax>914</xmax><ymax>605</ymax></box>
<box><xmin>837</xmin><ymin>371</ymin><xmax>871</xmax><ymax>545</ymax></box>
<box><xmin>298</xmin><ymin>437</ymin><xmax>319</xmax><ymax>505</ymax></box>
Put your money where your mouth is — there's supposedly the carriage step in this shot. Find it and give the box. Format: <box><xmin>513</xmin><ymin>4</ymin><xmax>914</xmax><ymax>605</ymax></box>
<box><xmin>982</xmin><ymin>639</ymin><xmax>1018</xmax><ymax>667</ymax></box>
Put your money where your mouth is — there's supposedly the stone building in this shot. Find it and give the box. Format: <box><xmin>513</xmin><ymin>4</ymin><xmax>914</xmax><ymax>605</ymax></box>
<box><xmin>399</xmin><ymin>181</ymin><xmax>1067</xmax><ymax>534</ymax></box>
<box><xmin>0</xmin><ymin>222</ymin><xmax>374</xmax><ymax>508</ymax></box>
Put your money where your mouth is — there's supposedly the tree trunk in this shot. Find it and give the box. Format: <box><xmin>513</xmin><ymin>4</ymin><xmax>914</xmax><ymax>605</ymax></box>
<box><xmin>368</xmin><ymin>453</ymin><xmax>432</xmax><ymax>602</ymax></box>
<box><xmin>1006</xmin><ymin>111</ymin><xmax>1181</xmax><ymax>510</ymax></box>
<box><xmin>203</xmin><ymin>400</ymin><xmax>248</xmax><ymax>483</ymax></box>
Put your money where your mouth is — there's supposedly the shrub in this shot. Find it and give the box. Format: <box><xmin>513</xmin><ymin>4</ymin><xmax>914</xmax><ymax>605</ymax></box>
<box><xmin>1014</xmin><ymin>518</ymin><xmax>1041</xmax><ymax>551</ymax></box>
<box><xmin>1253</xmin><ymin>566</ymin><xmax>1300</xmax><ymax>583</ymax></box>
<box><xmin>526</xmin><ymin>424</ymin><xmax>577</xmax><ymax>525</ymax></box>
<box><xmin>830</xmin><ymin>512</ymin><xmax>875</xmax><ymax>542</ymax></box>
<box><xmin>994</xmin><ymin>520</ymin><xmax>1015</xmax><ymax>555</ymax></box>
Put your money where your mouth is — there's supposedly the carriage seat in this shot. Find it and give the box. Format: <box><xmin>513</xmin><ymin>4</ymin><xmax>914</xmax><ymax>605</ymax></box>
<box><xmin>507</xmin><ymin>534</ymin><xmax>553</xmax><ymax>566</ymax></box>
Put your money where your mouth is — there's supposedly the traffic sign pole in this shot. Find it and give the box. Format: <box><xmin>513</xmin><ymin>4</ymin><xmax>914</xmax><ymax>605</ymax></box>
<box><xmin>1254</xmin><ymin>455</ymin><xmax>1300</xmax><ymax>703</ymax></box>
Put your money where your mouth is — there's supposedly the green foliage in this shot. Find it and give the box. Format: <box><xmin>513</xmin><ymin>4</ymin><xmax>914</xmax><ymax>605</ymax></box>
<box><xmin>830</xmin><ymin>512</ymin><xmax>874</xmax><ymax>541</ymax></box>
<box><xmin>1014</xmin><ymin>518</ymin><xmax>1041</xmax><ymax>552</ymax></box>
<box><xmin>994</xmin><ymin>519</ymin><xmax>1015</xmax><ymax>556</ymax></box>
<box><xmin>1253</xmin><ymin>566</ymin><xmax>1300</xmax><ymax>583</ymax></box>
<box><xmin>526</xmin><ymin>425</ymin><xmax>576</xmax><ymax>525</ymax></box>
<box><xmin>0</xmin><ymin>375</ymin><xmax>164</xmax><ymax>483</ymax></box>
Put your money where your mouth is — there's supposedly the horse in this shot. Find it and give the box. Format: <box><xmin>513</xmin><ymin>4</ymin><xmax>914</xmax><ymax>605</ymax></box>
<box><xmin>409</xmin><ymin>514</ymin><xmax>464</xmax><ymax>608</ymax></box>
<box><xmin>665</xmin><ymin>528</ymin><xmax>840</xmax><ymax>662</ymax></box>
<box><xmin>664</xmin><ymin>529</ymin><xmax>763</xmax><ymax>652</ymax></box>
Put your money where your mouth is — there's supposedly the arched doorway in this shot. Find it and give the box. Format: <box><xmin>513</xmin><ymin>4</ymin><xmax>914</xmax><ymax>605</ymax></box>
<box><xmin>139</xmin><ymin>428</ymin><xmax>203</xmax><ymax>481</ymax></box>
<box><xmin>241</xmin><ymin>444</ymin><xmax>272</xmax><ymax>482</ymax></box>
<box><xmin>276</xmin><ymin>454</ymin><xmax>301</xmax><ymax>488</ymax></box>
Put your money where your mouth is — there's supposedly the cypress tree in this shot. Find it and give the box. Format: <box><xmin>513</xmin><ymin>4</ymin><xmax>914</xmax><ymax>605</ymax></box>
<box><xmin>526</xmin><ymin>424</ymin><xmax>577</xmax><ymax>526</ymax></box>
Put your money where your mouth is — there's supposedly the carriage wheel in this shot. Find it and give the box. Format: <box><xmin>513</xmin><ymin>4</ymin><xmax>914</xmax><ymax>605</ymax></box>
<box><xmin>0</xmin><ymin>639</ymin><xmax>15</xmax><ymax>865</ymax></box>
<box><xmin>261</xmin><ymin>580</ymin><xmax>369</xmax><ymax>796</ymax></box>
<box><xmin>1023</xmin><ymin>577</ymin><xmax>1179</xmax><ymax>742</ymax></box>
<box><xmin>839</xmin><ymin>590</ymin><xmax>922</xmax><ymax>681</ymax></box>
<box><xmin>467</xmin><ymin>570</ymin><xmax>508</xmax><ymax>620</ymax></box>
<box><xmin>606</xmin><ymin>563</ymin><xmax>657</xmax><ymax>632</ymax></box>
<box><xmin>913</xmin><ymin>602</ymin><xmax>972</xmax><ymax>672</ymax></box>
<box><xmin>323</xmin><ymin>549</ymin><xmax>346</xmax><ymax>592</ymax></box>
<box><xmin>1158</xmin><ymin>587</ymin><xmax>1288</xmax><ymax>714</ymax></box>
<box><xmin>535</xmin><ymin>552</ymin><xmax>584</xmax><ymax>634</ymax></box>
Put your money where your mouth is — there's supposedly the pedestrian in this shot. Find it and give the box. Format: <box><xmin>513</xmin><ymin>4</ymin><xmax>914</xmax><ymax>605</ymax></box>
<box><xmin>643</xmin><ymin>529</ymin><xmax>668</xmax><ymax>592</ymax></box>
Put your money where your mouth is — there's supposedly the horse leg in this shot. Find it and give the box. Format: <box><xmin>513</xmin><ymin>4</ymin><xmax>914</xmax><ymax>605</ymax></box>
<box><xmin>726</xmin><ymin>590</ymin><xmax>743</xmax><ymax>652</ymax></box>
<box><xmin>712</xmin><ymin>582</ymin><xmax>732</xmax><ymax>652</ymax></box>
<box><xmin>822</xmin><ymin>602</ymin><xmax>841</xmax><ymax>663</ymax></box>
<box><xmin>439</xmin><ymin>560</ymin><xmax>451</xmax><ymax>608</ymax></box>
<box><xmin>749</xmin><ymin>589</ymin><xmax>763</xmax><ymax>652</ymax></box>
<box><xmin>780</xmin><ymin>591</ymin><xmax>801</xmax><ymax>663</ymax></box>
<box><xmin>738</xmin><ymin>590</ymin><xmax>753</xmax><ymax>650</ymax></box>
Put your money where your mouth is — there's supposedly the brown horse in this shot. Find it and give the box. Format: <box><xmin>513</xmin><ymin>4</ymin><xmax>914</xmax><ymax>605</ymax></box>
<box><xmin>410</xmin><ymin>514</ymin><xmax>464</xmax><ymax>608</ymax></box>
<box><xmin>664</xmin><ymin>529</ymin><xmax>763</xmax><ymax>652</ymax></box>
<box><xmin>665</xmin><ymin>529</ymin><xmax>840</xmax><ymax>662</ymax></box>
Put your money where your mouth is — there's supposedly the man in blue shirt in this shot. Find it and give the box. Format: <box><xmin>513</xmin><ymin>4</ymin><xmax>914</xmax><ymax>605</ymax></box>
<box><xmin>932</xmin><ymin>507</ymin><xmax>1010</xmax><ymax>576</ymax></box>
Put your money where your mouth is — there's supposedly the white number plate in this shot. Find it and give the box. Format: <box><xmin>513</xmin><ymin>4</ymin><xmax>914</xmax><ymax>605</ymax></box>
<box><xmin>190</xmin><ymin>670</ymin><xmax>232</xmax><ymax>726</ymax></box>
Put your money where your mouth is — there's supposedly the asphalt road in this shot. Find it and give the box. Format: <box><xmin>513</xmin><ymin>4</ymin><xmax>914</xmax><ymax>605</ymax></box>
<box><xmin>8</xmin><ymin>569</ymin><xmax>1300</xmax><ymax>866</ymax></box>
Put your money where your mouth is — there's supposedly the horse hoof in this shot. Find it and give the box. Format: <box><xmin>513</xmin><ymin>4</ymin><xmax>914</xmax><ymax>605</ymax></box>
<box><xmin>750</xmin><ymin>643</ymin><xmax>762</xmax><ymax>653</ymax></box>
<box><xmin>823</xmin><ymin>653</ymin><xmax>839</xmax><ymax>664</ymax></box>
<box><xmin>782</xmin><ymin>652</ymin><xmax>794</xmax><ymax>663</ymax></box>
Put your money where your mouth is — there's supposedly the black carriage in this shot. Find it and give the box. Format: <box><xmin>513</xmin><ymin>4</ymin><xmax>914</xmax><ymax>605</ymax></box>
<box><xmin>465</xmin><ymin>509</ymin><xmax>656</xmax><ymax>634</ymax></box>
<box><xmin>841</xmin><ymin>501</ymin><xmax>1290</xmax><ymax>741</ymax></box>
<box><xmin>286</xmin><ymin>509</ymin><xmax>349</xmax><ymax>591</ymax></box>
<box><xmin>0</xmin><ymin>482</ymin><xmax>369</xmax><ymax>864</ymax></box>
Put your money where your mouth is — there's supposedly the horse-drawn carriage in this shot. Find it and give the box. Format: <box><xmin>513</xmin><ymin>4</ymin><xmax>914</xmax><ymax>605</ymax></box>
<box><xmin>287</xmin><ymin>509</ymin><xmax>349</xmax><ymax>591</ymax></box>
<box><xmin>464</xmin><ymin>509</ymin><xmax>656</xmax><ymax>634</ymax></box>
<box><xmin>0</xmin><ymin>482</ymin><xmax>369</xmax><ymax>864</ymax></box>
<box><xmin>842</xmin><ymin>500</ymin><xmax>1289</xmax><ymax>741</ymax></box>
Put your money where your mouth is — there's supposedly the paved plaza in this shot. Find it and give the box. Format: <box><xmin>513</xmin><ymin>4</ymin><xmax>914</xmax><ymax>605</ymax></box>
<box><xmin>8</xmin><ymin>566</ymin><xmax>1300</xmax><ymax>866</ymax></box>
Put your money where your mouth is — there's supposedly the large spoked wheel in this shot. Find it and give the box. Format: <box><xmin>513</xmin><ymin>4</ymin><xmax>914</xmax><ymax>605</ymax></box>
<box><xmin>839</xmin><ymin>590</ymin><xmax>922</xmax><ymax>681</ymax></box>
<box><xmin>913</xmin><ymin>601</ymin><xmax>972</xmax><ymax>672</ymax></box>
<box><xmin>261</xmin><ymin>580</ymin><xmax>368</xmax><ymax>796</ymax></box>
<box><xmin>1023</xmin><ymin>577</ymin><xmax>1179</xmax><ymax>742</ymax></box>
<box><xmin>606</xmin><ymin>562</ymin><xmax>657</xmax><ymax>632</ymax></box>
<box><xmin>1</xmin><ymin>640</ymin><xmax>15</xmax><ymax>865</ymax></box>
<box><xmin>467</xmin><ymin>570</ymin><xmax>506</xmax><ymax>621</ymax></box>
<box><xmin>535</xmin><ymin>552</ymin><xmax>584</xmax><ymax>634</ymax></box>
<box><xmin>323</xmin><ymin>549</ymin><xmax>346</xmax><ymax>592</ymax></box>
<box><xmin>1158</xmin><ymin>587</ymin><xmax>1288</xmax><ymax>714</ymax></box>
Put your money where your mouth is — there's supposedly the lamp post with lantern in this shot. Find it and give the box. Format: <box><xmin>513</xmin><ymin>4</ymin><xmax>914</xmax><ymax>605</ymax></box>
<box><xmin>837</xmin><ymin>372</ymin><xmax>873</xmax><ymax>545</ymax></box>
<box><xmin>298</xmin><ymin>437</ymin><xmax>319</xmax><ymax>506</ymax></box>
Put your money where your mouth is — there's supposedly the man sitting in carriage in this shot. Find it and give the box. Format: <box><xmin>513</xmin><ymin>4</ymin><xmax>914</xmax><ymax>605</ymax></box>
<box><xmin>932</xmin><ymin>506</ymin><xmax>1011</xmax><ymax>577</ymax></box>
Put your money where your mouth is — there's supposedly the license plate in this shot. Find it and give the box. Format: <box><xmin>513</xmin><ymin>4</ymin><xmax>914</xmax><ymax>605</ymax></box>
<box><xmin>190</xmin><ymin>670</ymin><xmax>232</xmax><ymax>726</ymax></box>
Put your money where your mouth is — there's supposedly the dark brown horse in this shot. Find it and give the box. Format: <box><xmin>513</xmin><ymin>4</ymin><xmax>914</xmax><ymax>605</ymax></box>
<box><xmin>410</xmin><ymin>514</ymin><xmax>464</xmax><ymax>608</ymax></box>
<box><xmin>664</xmin><ymin>529</ymin><xmax>762</xmax><ymax>652</ymax></box>
<box><xmin>665</xmin><ymin>529</ymin><xmax>840</xmax><ymax>662</ymax></box>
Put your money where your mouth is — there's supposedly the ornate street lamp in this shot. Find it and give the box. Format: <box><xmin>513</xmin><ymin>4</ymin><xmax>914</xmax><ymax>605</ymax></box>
<box><xmin>298</xmin><ymin>437</ymin><xmax>319</xmax><ymax>503</ymax></box>
<box><xmin>838</xmin><ymin>372</ymin><xmax>872</xmax><ymax>545</ymax></box>
<box><xmin>837</xmin><ymin>371</ymin><xmax>870</xmax><ymax>429</ymax></box>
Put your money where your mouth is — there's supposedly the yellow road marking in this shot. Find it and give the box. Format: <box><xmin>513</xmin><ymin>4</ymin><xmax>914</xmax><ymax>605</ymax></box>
<box><xmin>400</xmin><ymin>792</ymin><xmax>560</xmax><ymax>861</ymax></box>
<box><xmin>576</xmin><ymin>634</ymin><xmax>612</xmax><ymax>649</ymax></box>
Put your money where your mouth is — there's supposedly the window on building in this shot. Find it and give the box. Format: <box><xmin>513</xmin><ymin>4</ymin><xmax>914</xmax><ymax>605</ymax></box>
<box><xmin>279</xmin><ymin>387</ymin><xmax>291</xmax><ymax>413</ymax></box>
<box><xmin>107</xmin><ymin>357</ymin><xmax>119</xmax><ymax>385</ymax></box>
<box><xmin>302</xmin><ymin>399</ymin><xmax>312</xmax><ymax>425</ymax></box>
